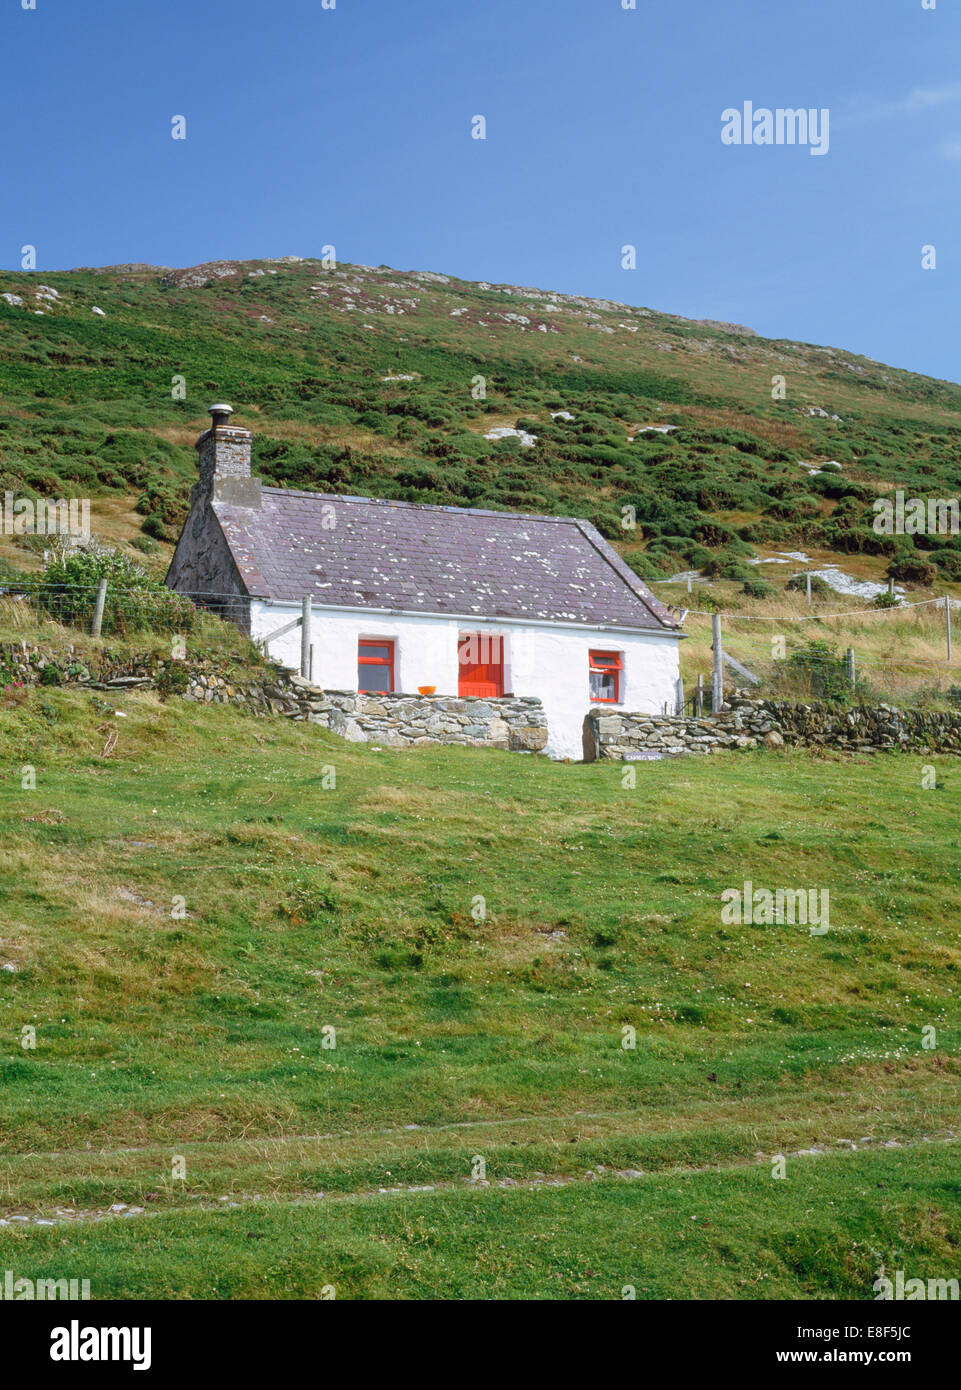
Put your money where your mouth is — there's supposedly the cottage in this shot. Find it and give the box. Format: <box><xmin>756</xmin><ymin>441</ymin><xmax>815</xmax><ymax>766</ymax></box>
<box><xmin>166</xmin><ymin>405</ymin><xmax>684</xmax><ymax>759</ymax></box>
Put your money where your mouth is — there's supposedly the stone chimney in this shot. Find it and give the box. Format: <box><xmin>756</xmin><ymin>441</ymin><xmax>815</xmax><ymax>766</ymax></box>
<box><xmin>195</xmin><ymin>404</ymin><xmax>261</xmax><ymax>508</ymax></box>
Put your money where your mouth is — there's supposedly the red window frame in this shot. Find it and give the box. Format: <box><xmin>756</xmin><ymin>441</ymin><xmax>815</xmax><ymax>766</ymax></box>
<box><xmin>358</xmin><ymin>639</ymin><xmax>395</xmax><ymax>693</ymax></box>
<box><xmin>589</xmin><ymin>649</ymin><xmax>622</xmax><ymax>704</ymax></box>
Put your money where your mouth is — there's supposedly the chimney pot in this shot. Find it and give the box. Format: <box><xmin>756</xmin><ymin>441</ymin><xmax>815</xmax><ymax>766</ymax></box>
<box><xmin>195</xmin><ymin>405</ymin><xmax>257</xmax><ymax>507</ymax></box>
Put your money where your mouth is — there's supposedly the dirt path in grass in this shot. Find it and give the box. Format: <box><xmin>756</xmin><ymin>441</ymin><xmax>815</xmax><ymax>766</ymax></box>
<box><xmin>1</xmin><ymin>1130</ymin><xmax>956</xmax><ymax>1232</ymax></box>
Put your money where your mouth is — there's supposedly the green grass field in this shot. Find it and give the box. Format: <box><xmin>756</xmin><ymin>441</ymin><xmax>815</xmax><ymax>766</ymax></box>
<box><xmin>0</xmin><ymin>686</ymin><xmax>958</xmax><ymax>1298</ymax></box>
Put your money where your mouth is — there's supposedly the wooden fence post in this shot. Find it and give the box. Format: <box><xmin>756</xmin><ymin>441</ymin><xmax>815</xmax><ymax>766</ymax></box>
<box><xmin>301</xmin><ymin>596</ymin><xmax>311</xmax><ymax>678</ymax></box>
<box><xmin>675</xmin><ymin>676</ymin><xmax>684</xmax><ymax>715</ymax></box>
<box><xmin>806</xmin><ymin>572</ymin><xmax>812</xmax><ymax>605</ymax></box>
<box><xmin>846</xmin><ymin>647</ymin><xmax>856</xmax><ymax>692</ymax></box>
<box><xmin>91</xmin><ymin>578</ymin><xmax>108</xmax><ymax>638</ymax></box>
<box><xmin>712</xmin><ymin>613</ymin><xmax>723</xmax><ymax>714</ymax></box>
<box><xmin>946</xmin><ymin>595</ymin><xmax>952</xmax><ymax>664</ymax></box>
<box><xmin>310</xmin><ymin>644</ymin><xmax>315</xmax><ymax>684</ymax></box>
<box><xmin>696</xmin><ymin>673</ymin><xmax>704</xmax><ymax>717</ymax></box>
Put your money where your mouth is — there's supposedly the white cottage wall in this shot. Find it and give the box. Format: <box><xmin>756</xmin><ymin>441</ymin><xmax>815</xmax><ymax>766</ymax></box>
<box><xmin>249</xmin><ymin>602</ymin><xmax>680</xmax><ymax>760</ymax></box>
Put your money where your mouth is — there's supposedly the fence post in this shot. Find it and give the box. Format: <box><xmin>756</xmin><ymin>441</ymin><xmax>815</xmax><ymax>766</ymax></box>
<box><xmin>675</xmin><ymin>676</ymin><xmax>684</xmax><ymax>715</ymax></box>
<box><xmin>846</xmin><ymin>647</ymin><xmax>856</xmax><ymax>693</ymax></box>
<box><xmin>310</xmin><ymin>643</ymin><xmax>315</xmax><ymax>684</ymax></box>
<box><xmin>696</xmin><ymin>673</ymin><xmax>704</xmax><ymax>717</ymax></box>
<box><xmin>687</xmin><ymin>575</ymin><xmax>692</xmax><ymax>595</ymax></box>
<box><xmin>301</xmin><ymin>596</ymin><xmax>311</xmax><ymax>678</ymax></box>
<box><xmin>888</xmin><ymin>577</ymin><xmax>894</xmax><ymax>597</ymax></box>
<box><xmin>91</xmin><ymin>578</ymin><xmax>108</xmax><ymax>638</ymax></box>
<box><xmin>946</xmin><ymin>596</ymin><xmax>952</xmax><ymax>664</ymax></box>
<box><xmin>712</xmin><ymin>613</ymin><xmax>723</xmax><ymax>714</ymax></box>
<box><xmin>806</xmin><ymin>572</ymin><xmax>812</xmax><ymax>605</ymax></box>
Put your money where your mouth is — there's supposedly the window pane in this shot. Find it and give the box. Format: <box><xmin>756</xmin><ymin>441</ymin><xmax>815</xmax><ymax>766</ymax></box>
<box><xmin>359</xmin><ymin>643</ymin><xmax>392</xmax><ymax>662</ymax></box>
<box><xmin>359</xmin><ymin>663</ymin><xmax>392</xmax><ymax>693</ymax></box>
<box><xmin>590</xmin><ymin>670</ymin><xmax>616</xmax><ymax>701</ymax></box>
<box><xmin>590</xmin><ymin>651</ymin><xmax>620</xmax><ymax>670</ymax></box>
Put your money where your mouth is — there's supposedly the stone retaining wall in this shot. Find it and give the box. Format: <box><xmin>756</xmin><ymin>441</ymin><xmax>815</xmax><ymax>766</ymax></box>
<box><xmin>0</xmin><ymin>640</ymin><xmax>156</xmax><ymax>688</ymax></box>
<box><xmin>584</xmin><ymin>697</ymin><xmax>961</xmax><ymax>760</ymax></box>
<box><xmin>231</xmin><ymin>680</ymin><xmax>550</xmax><ymax>752</ymax></box>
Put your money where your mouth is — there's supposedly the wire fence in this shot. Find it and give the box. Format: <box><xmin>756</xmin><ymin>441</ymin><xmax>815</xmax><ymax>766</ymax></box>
<box><xmin>0</xmin><ymin>576</ymin><xmax>252</xmax><ymax>638</ymax></box>
<box><xmin>1</xmin><ymin>571</ymin><xmax>958</xmax><ymax>711</ymax></box>
<box><xmin>673</xmin><ymin>598</ymin><xmax>958</xmax><ymax>711</ymax></box>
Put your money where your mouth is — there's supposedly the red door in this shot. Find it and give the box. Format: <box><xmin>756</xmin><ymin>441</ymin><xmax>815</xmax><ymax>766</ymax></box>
<box><xmin>458</xmin><ymin>634</ymin><xmax>504</xmax><ymax>697</ymax></box>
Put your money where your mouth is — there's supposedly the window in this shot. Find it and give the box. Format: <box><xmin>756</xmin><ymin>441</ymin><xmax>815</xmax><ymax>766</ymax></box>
<box><xmin>358</xmin><ymin>639</ymin><xmax>395</xmax><ymax>693</ymax></box>
<box><xmin>589</xmin><ymin>650</ymin><xmax>622</xmax><ymax>703</ymax></box>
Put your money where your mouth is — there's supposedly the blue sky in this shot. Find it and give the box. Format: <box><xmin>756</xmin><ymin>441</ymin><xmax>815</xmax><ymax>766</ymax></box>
<box><xmin>1</xmin><ymin>0</ymin><xmax>959</xmax><ymax>380</ymax></box>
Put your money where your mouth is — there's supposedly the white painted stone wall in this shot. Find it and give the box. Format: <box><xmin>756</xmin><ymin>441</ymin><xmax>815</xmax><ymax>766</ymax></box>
<box><xmin>250</xmin><ymin>601</ymin><xmax>680</xmax><ymax>760</ymax></box>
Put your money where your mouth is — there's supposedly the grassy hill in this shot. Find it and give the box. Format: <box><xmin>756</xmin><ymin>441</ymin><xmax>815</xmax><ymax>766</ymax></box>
<box><xmin>0</xmin><ymin>682</ymin><xmax>958</xmax><ymax>1298</ymax></box>
<box><xmin>2</xmin><ymin>255</ymin><xmax>961</xmax><ymax>599</ymax></box>
<box><xmin>1</xmin><ymin>258</ymin><xmax>960</xmax><ymax>1299</ymax></box>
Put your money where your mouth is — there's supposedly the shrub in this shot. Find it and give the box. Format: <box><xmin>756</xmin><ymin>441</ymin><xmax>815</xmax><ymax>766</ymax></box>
<box><xmin>154</xmin><ymin>661</ymin><xmax>190</xmax><ymax>701</ymax></box>
<box><xmin>785</xmin><ymin>640</ymin><xmax>851</xmax><ymax>702</ymax></box>
<box><xmin>628</xmin><ymin>553</ymin><xmax>670</xmax><ymax>579</ymax></box>
<box><xmin>933</xmin><ymin>549</ymin><xmax>961</xmax><ymax>579</ymax></box>
<box><xmin>886</xmin><ymin>555</ymin><xmax>937</xmax><ymax>585</ymax></box>
<box><xmin>702</xmin><ymin>553</ymin><xmax>753</xmax><ymax>581</ymax></box>
<box><xmin>786</xmin><ymin>573</ymin><xmax>831</xmax><ymax>598</ymax></box>
<box><xmin>742</xmin><ymin>579</ymin><xmax>776</xmax><ymax>598</ymax></box>
<box><xmin>37</xmin><ymin>548</ymin><xmax>196</xmax><ymax>635</ymax></box>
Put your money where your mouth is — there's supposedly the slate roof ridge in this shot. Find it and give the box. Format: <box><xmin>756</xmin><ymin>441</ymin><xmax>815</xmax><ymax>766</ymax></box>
<box><xmin>253</xmin><ymin>486</ymin><xmax>594</xmax><ymax>528</ymax></box>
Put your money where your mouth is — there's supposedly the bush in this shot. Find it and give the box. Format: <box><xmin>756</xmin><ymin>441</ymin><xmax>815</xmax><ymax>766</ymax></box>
<box><xmin>628</xmin><ymin>552</ymin><xmax>671</xmax><ymax>580</ymax></box>
<box><xmin>702</xmin><ymin>553</ymin><xmax>753</xmax><ymax>581</ymax></box>
<box><xmin>154</xmin><ymin>661</ymin><xmax>190</xmax><ymax>701</ymax></box>
<box><xmin>37</xmin><ymin>548</ymin><xmax>196</xmax><ymax>635</ymax></box>
<box><xmin>785</xmin><ymin>640</ymin><xmax>852</xmax><ymax>702</ymax></box>
<box><xmin>742</xmin><ymin>579</ymin><xmax>776</xmax><ymax>598</ymax></box>
<box><xmin>933</xmin><ymin>549</ymin><xmax>961</xmax><ymax>579</ymax></box>
<box><xmin>886</xmin><ymin>555</ymin><xmax>937</xmax><ymax>585</ymax></box>
<box><xmin>786</xmin><ymin>573</ymin><xmax>831</xmax><ymax>598</ymax></box>
<box><xmin>142</xmin><ymin>514</ymin><xmax>168</xmax><ymax>541</ymax></box>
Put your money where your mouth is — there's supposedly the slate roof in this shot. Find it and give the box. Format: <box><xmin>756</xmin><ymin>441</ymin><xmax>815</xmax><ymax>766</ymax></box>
<box><xmin>213</xmin><ymin>489</ymin><xmax>680</xmax><ymax>633</ymax></box>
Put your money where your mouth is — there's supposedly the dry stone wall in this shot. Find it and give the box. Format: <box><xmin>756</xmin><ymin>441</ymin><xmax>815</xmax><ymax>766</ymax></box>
<box><xmin>240</xmin><ymin>680</ymin><xmax>550</xmax><ymax>752</ymax></box>
<box><xmin>584</xmin><ymin>696</ymin><xmax>961</xmax><ymax>760</ymax></box>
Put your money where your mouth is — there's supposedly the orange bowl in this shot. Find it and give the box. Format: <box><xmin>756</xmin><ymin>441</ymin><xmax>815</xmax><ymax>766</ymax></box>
<box><xmin>417</xmin><ymin>685</ymin><xmax>436</xmax><ymax>695</ymax></box>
